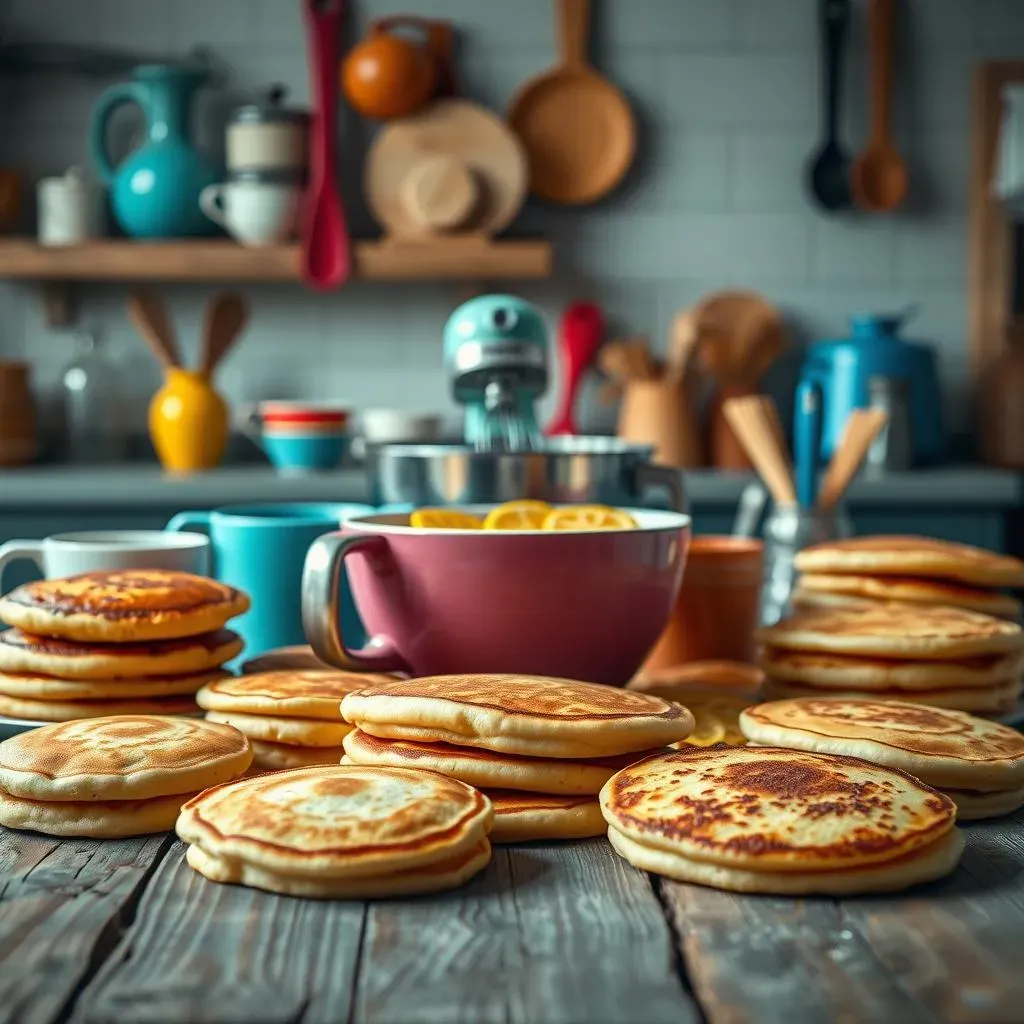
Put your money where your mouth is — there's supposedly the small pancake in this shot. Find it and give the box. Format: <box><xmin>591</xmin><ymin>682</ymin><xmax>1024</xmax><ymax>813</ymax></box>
<box><xmin>759</xmin><ymin>676</ymin><xmax>1021</xmax><ymax>715</ymax></box>
<box><xmin>793</xmin><ymin>536</ymin><xmax>1024</xmax><ymax>588</ymax></box>
<box><xmin>241</xmin><ymin>645</ymin><xmax>331</xmax><ymax>673</ymax></box>
<box><xmin>758</xmin><ymin>646</ymin><xmax>1024</xmax><ymax>691</ymax></box>
<box><xmin>630</xmin><ymin>661</ymin><xmax>765</xmax><ymax>701</ymax></box>
<box><xmin>204</xmin><ymin>709</ymin><xmax>349</xmax><ymax>748</ymax></box>
<box><xmin>0</xmin><ymin>715</ymin><xmax>252</xmax><ymax>800</ymax></box>
<box><xmin>0</xmin><ymin>571</ymin><xmax>250</xmax><ymax>643</ymax></box>
<box><xmin>739</xmin><ymin>699</ymin><xmax>1024</xmax><ymax>790</ymax></box>
<box><xmin>944</xmin><ymin>785</ymin><xmax>1024</xmax><ymax>820</ymax></box>
<box><xmin>0</xmin><ymin>790</ymin><xmax>189</xmax><ymax>837</ymax></box>
<box><xmin>794</xmin><ymin>573</ymin><xmax>1022</xmax><ymax>619</ymax></box>
<box><xmin>755</xmin><ymin>605</ymin><xmax>1024</xmax><ymax>660</ymax></box>
<box><xmin>0</xmin><ymin>668</ymin><xmax>229</xmax><ymax>701</ymax></box>
<box><xmin>606</xmin><ymin>826</ymin><xmax>964</xmax><ymax>895</ymax></box>
<box><xmin>0</xmin><ymin>627</ymin><xmax>243</xmax><ymax>680</ymax></box>
<box><xmin>599</xmin><ymin>745</ymin><xmax>956</xmax><ymax>871</ymax></box>
<box><xmin>196</xmin><ymin>670</ymin><xmax>393</xmax><ymax>721</ymax></box>
<box><xmin>0</xmin><ymin>691</ymin><xmax>202</xmax><ymax>722</ymax></box>
<box><xmin>341</xmin><ymin>675</ymin><xmax>694</xmax><ymax>758</ymax></box>
<box><xmin>341</xmin><ymin>729</ymin><xmax>663</xmax><ymax>795</ymax></box>
<box><xmin>249</xmin><ymin>739</ymin><xmax>341</xmax><ymax>772</ymax></box>
<box><xmin>176</xmin><ymin>765</ymin><xmax>494</xmax><ymax>879</ymax></box>
<box><xmin>487</xmin><ymin>791</ymin><xmax>605</xmax><ymax>842</ymax></box>
<box><xmin>184</xmin><ymin>837</ymin><xmax>492</xmax><ymax>899</ymax></box>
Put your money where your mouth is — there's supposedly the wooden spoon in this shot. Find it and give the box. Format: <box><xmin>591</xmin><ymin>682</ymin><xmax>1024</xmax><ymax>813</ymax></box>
<box><xmin>850</xmin><ymin>0</ymin><xmax>908</xmax><ymax>212</ymax></box>
<box><xmin>128</xmin><ymin>290</ymin><xmax>180</xmax><ymax>370</ymax></box>
<box><xmin>199</xmin><ymin>294</ymin><xmax>249</xmax><ymax>376</ymax></box>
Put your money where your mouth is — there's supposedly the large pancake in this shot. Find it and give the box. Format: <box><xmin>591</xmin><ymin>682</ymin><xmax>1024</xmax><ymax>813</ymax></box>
<box><xmin>0</xmin><ymin>668</ymin><xmax>229</xmax><ymax>701</ymax></box>
<box><xmin>175</xmin><ymin>765</ymin><xmax>493</xmax><ymax>879</ymax></box>
<box><xmin>204</xmin><ymin>709</ymin><xmax>349</xmax><ymax>748</ymax></box>
<box><xmin>739</xmin><ymin>698</ymin><xmax>1024</xmax><ymax>790</ymax></box>
<box><xmin>0</xmin><ymin>627</ymin><xmax>242</xmax><ymax>680</ymax></box>
<box><xmin>0</xmin><ymin>790</ymin><xmax>189</xmax><ymax>838</ymax></box>
<box><xmin>486</xmin><ymin>791</ymin><xmax>605</xmax><ymax>842</ymax></box>
<box><xmin>944</xmin><ymin>785</ymin><xmax>1024</xmax><ymax>820</ymax></box>
<box><xmin>607</xmin><ymin>826</ymin><xmax>964</xmax><ymax>895</ymax></box>
<box><xmin>340</xmin><ymin>675</ymin><xmax>694</xmax><ymax>758</ymax></box>
<box><xmin>341</xmin><ymin>729</ymin><xmax>664</xmax><ymax>795</ymax></box>
<box><xmin>793</xmin><ymin>536</ymin><xmax>1024</xmax><ymax>587</ymax></box>
<box><xmin>758</xmin><ymin>646</ymin><xmax>1024</xmax><ymax>691</ymax></box>
<box><xmin>755</xmin><ymin>605</ymin><xmax>1024</xmax><ymax>660</ymax></box>
<box><xmin>241</xmin><ymin>645</ymin><xmax>331</xmax><ymax>673</ymax></box>
<box><xmin>196</xmin><ymin>670</ymin><xmax>393</xmax><ymax>721</ymax></box>
<box><xmin>759</xmin><ymin>676</ymin><xmax>1021</xmax><ymax>714</ymax></box>
<box><xmin>0</xmin><ymin>691</ymin><xmax>202</xmax><ymax>722</ymax></box>
<box><xmin>0</xmin><ymin>715</ymin><xmax>252</xmax><ymax>800</ymax></box>
<box><xmin>794</xmin><ymin>572</ymin><xmax>1022</xmax><ymax>620</ymax></box>
<box><xmin>599</xmin><ymin>745</ymin><xmax>956</xmax><ymax>871</ymax></box>
<box><xmin>184</xmin><ymin>838</ymin><xmax>492</xmax><ymax>899</ymax></box>
<box><xmin>249</xmin><ymin>740</ymin><xmax>341</xmax><ymax>773</ymax></box>
<box><xmin>0</xmin><ymin>571</ymin><xmax>250</xmax><ymax>643</ymax></box>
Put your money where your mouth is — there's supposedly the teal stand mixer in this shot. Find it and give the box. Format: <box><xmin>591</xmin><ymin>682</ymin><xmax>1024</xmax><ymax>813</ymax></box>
<box><xmin>443</xmin><ymin>295</ymin><xmax>549</xmax><ymax>451</ymax></box>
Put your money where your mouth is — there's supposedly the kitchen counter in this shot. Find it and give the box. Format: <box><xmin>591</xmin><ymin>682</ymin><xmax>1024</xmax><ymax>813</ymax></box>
<box><xmin>0</xmin><ymin>465</ymin><xmax>1019</xmax><ymax>510</ymax></box>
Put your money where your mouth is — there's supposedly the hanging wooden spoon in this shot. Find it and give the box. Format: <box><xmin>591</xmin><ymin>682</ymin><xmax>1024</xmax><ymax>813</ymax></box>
<box><xmin>850</xmin><ymin>0</ymin><xmax>908</xmax><ymax>212</ymax></box>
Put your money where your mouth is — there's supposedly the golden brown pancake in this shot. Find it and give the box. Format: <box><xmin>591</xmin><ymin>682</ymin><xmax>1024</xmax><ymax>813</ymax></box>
<box><xmin>0</xmin><ymin>627</ymin><xmax>243</xmax><ymax>680</ymax></box>
<box><xmin>0</xmin><ymin>714</ymin><xmax>252</xmax><ymax>800</ymax></box>
<box><xmin>758</xmin><ymin>646</ymin><xmax>1024</xmax><ymax>691</ymax></box>
<box><xmin>176</xmin><ymin>764</ymin><xmax>493</xmax><ymax>880</ymax></box>
<box><xmin>630</xmin><ymin>660</ymin><xmax>765</xmax><ymax>701</ymax></box>
<box><xmin>486</xmin><ymin>791</ymin><xmax>605</xmax><ymax>842</ymax></box>
<box><xmin>248</xmin><ymin>740</ymin><xmax>341</xmax><ymax>773</ymax></box>
<box><xmin>340</xmin><ymin>674</ymin><xmax>694</xmax><ymax>758</ymax></box>
<box><xmin>0</xmin><ymin>790</ymin><xmax>193</xmax><ymax>838</ymax></box>
<box><xmin>794</xmin><ymin>572</ymin><xmax>1022</xmax><ymax>619</ymax></box>
<box><xmin>0</xmin><ymin>691</ymin><xmax>202</xmax><ymax>722</ymax></box>
<box><xmin>241</xmin><ymin>645</ymin><xmax>331</xmax><ymax>673</ymax></box>
<box><xmin>755</xmin><ymin>605</ymin><xmax>1024</xmax><ymax>660</ymax></box>
<box><xmin>0</xmin><ymin>668</ymin><xmax>228</xmax><ymax>701</ymax></box>
<box><xmin>599</xmin><ymin>745</ymin><xmax>956</xmax><ymax>871</ymax></box>
<box><xmin>0</xmin><ymin>571</ymin><xmax>250</xmax><ymax>642</ymax></box>
<box><xmin>196</xmin><ymin>669</ymin><xmax>394</xmax><ymax>721</ymax></box>
<box><xmin>204</xmin><ymin>709</ymin><xmax>348</xmax><ymax>747</ymax></box>
<box><xmin>341</xmin><ymin>729</ymin><xmax>664</xmax><ymax>795</ymax></box>
<box><xmin>943</xmin><ymin>785</ymin><xmax>1024</xmax><ymax>820</ymax></box>
<box><xmin>739</xmin><ymin>698</ymin><xmax>1024</xmax><ymax>790</ymax></box>
<box><xmin>794</xmin><ymin>536</ymin><xmax>1024</xmax><ymax>587</ymax></box>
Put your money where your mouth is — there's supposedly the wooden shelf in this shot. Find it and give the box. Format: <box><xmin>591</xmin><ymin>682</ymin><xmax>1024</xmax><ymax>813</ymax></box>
<box><xmin>0</xmin><ymin>237</ymin><xmax>553</xmax><ymax>284</ymax></box>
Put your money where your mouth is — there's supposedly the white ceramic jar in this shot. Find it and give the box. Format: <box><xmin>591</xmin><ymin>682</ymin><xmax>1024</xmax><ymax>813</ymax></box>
<box><xmin>226</xmin><ymin>87</ymin><xmax>309</xmax><ymax>178</ymax></box>
<box><xmin>37</xmin><ymin>167</ymin><xmax>103</xmax><ymax>245</ymax></box>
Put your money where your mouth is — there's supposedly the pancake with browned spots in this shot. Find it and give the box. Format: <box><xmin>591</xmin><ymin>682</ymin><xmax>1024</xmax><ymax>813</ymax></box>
<box><xmin>0</xmin><ymin>571</ymin><xmax>250</xmax><ymax>643</ymax></box>
<box><xmin>341</xmin><ymin>674</ymin><xmax>694</xmax><ymax>758</ymax></box>
<box><xmin>793</xmin><ymin>536</ymin><xmax>1024</xmax><ymax>588</ymax></box>
<box><xmin>0</xmin><ymin>668</ymin><xmax>228</xmax><ymax>701</ymax></box>
<box><xmin>176</xmin><ymin>764</ymin><xmax>493</xmax><ymax>898</ymax></box>
<box><xmin>486</xmin><ymin>790</ymin><xmax>605</xmax><ymax>842</ymax></box>
<box><xmin>0</xmin><ymin>627</ymin><xmax>243</xmax><ymax>680</ymax></box>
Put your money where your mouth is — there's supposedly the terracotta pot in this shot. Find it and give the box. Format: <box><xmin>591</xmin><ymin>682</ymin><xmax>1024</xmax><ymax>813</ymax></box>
<box><xmin>0</xmin><ymin>362</ymin><xmax>38</xmax><ymax>467</ymax></box>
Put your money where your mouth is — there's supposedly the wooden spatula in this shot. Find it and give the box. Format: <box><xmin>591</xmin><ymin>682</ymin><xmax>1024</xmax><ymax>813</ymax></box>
<box><xmin>128</xmin><ymin>290</ymin><xmax>180</xmax><ymax>370</ymax></box>
<box><xmin>199</xmin><ymin>294</ymin><xmax>249</xmax><ymax>376</ymax></box>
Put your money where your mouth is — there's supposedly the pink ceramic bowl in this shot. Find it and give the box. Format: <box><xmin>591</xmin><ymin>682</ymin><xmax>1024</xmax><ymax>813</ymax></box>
<box><xmin>301</xmin><ymin>507</ymin><xmax>691</xmax><ymax>686</ymax></box>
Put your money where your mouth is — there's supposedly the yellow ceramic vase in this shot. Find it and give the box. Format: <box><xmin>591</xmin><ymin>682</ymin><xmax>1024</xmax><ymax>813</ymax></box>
<box><xmin>149</xmin><ymin>368</ymin><xmax>229</xmax><ymax>474</ymax></box>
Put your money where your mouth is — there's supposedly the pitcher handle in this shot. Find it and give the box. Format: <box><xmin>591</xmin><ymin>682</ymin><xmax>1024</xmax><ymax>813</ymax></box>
<box><xmin>0</xmin><ymin>541</ymin><xmax>44</xmax><ymax>591</ymax></box>
<box><xmin>90</xmin><ymin>83</ymin><xmax>145</xmax><ymax>185</ymax></box>
<box><xmin>302</xmin><ymin>531</ymin><xmax>408</xmax><ymax>673</ymax></box>
<box><xmin>165</xmin><ymin>511</ymin><xmax>212</xmax><ymax>534</ymax></box>
<box><xmin>631</xmin><ymin>463</ymin><xmax>688</xmax><ymax>514</ymax></box>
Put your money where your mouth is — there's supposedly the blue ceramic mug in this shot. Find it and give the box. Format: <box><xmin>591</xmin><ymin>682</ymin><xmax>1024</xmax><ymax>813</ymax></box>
<box><xmin>165</xmin><ymin>503</ymin><xmax>372</xmax><ymax>665</ymax></box>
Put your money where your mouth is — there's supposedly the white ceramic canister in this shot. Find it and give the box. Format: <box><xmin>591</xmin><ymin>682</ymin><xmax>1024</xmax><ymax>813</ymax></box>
<box><xmin>37</xmin><ymin>166</ymin><xmax>103</xmax><ymax>245</ymax></box>
<box><xmin>226</xmin><ymin>86</ymin><xmax>309</xmax><ymax>177</ymax></box>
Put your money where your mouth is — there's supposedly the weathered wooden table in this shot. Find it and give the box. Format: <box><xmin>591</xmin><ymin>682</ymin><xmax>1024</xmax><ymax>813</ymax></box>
<box><xmin>2</xmin><ymin>813</ymin><xmax>1023</xmax><ymax>1024</ymax></box>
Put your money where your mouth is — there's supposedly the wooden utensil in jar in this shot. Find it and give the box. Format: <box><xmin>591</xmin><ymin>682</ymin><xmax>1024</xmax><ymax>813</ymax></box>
<box><xmin>0</xmin><ymin>361</ymin><xmax>38</xmax><ymax>467</ymax></box>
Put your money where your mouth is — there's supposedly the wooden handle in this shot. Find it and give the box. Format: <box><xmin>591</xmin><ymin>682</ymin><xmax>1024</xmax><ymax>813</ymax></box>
<box><xmin>128</xmin><ymin>290</ymin><xmax>180</xmax><ymax>371</ymax></box>
<box><xmin>817</xmin><ymin>408</ymin><xmax>889</xmax><ymax>509</ymax></box>
<box><xmin>200</xmin><ymin>294</ymin><xmax>249</xmax><ymax>376</ymax></box>
<box><xmin>868</xmin><ymin>0</ymin><xmax>894</xmax><ymax>144</ymax></box>
<box><xmin>723</xmin><ymin>396</ymin><xmax>796</xmax><ymax>507</ymax></box>
<box><xmin>558</xmin><ymin>0</ymin><xmax>590</xmax><ymax>69</ymax></box>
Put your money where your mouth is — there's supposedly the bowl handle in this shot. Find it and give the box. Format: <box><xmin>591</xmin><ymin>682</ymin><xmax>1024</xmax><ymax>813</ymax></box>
<box><xmin>302</xmin><ymin>531</ymin><xmax>409</xmax><ymax>673</ymax></box>
<box><xmin>632</xmin><ymin>463</ymin><xmax>688</xmax><ymax>514</ymax></box>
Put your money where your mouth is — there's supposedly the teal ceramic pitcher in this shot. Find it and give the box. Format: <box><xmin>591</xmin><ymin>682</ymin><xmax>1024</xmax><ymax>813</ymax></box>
<box><xmin>90</xmin><ymin>63</ymin><xmax>219</xmax><ymax>238</ymax></box>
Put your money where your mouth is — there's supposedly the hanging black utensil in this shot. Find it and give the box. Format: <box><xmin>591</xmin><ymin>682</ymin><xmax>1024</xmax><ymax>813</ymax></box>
<box><xmin>806</xmin><ymin>0</ymin><xmax>852</xmax><ymax>212</ymax></box>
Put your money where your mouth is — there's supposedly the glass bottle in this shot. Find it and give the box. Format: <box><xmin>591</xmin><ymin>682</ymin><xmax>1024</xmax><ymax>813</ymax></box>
<box><xmin>60</xmin><ymin>331</ymin><xmax>127</xmax><ymax>463</ymax></box>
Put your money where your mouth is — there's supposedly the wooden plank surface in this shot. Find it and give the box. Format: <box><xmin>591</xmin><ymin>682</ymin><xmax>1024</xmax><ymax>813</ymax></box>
<box><xmin>354</xmin><ymin>838</ymin><xmax>699</xmax><ymax>1024</ymax></box>
<box><xmin>0</xmin><ymin>830</ymin><xmax>170</xmax><ymax>1024</ymax></box>
<box><xmin>71</xmin><ymin>843</ymin><xmax>366</xmax><ymax>1024</ymax></box>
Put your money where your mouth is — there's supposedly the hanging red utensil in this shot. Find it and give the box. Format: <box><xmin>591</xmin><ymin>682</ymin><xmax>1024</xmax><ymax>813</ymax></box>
<box><xmin>302</xmin><ymin>0</ymin><xmax>350</xmax><ymax>290</ymax></box>
<box><xmin>547</xmin><ymin>301</ymin><xmax>605</xmax><ymax>437</ymax></box>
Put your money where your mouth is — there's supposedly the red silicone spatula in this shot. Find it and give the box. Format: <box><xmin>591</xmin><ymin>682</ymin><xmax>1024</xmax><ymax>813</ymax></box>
<box><xmin>302</xmin><ymin>0</ymin><xmax>350</xmax><ymax>290</ymax></box>
<box><xmin>547</xmin><ymin>301</ymin><xmax>605</xmax><ymax>437</ymax></box>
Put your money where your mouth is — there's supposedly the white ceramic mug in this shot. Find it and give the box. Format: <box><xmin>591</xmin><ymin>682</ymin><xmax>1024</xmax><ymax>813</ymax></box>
<box><xmin>0</xmin><ymin>530</ymin><xmax>211</xmax><ymax>588</ymax></box>
<box><xmin>200</xmin><ymin>179</ymin><xmax>301</xmax><ymax>246</ymax></box>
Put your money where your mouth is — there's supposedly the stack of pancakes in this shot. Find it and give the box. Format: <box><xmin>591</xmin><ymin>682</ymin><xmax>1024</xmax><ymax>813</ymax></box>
<box><xmin>0</xmin><ymin>571</ymin><xmax>249</xmax><ymax>722</ymax></box>
<box><xmin>740</xmin><ymin>698</ymin><xmax>1024</xmax><ymax>820</ymax></box>
<box><xmin>0</xmin><ymin>715</ymin><xmax>252</xmax><ymax>837</ymax></box>
<box><xmin>178</xmin><ymin>764</ymin><xmax>495</xmax><ymax>899</ymax></box>
<box><xmin>600</xmin><ymin>745</ymin><xmax>964</xmax><ymax>894</ymax></box>
<box><xmin>756</xmin><ymin>603</ymin><xmax>1024</xmax><ymax>715</ymax></box>
<box><xmin>792</xmin><ymin>536</ymin><xmax>1024</xmax><ymax>622</ymax></box>
<box><xmin>340</xmin><ymin>674</ymin><xmax>695</xmax><ymax>843</ymax></box>
<box><xmin>195</xmin><ymin>669</ymin><xmax>395</xmax><ymax>774</ymax></box>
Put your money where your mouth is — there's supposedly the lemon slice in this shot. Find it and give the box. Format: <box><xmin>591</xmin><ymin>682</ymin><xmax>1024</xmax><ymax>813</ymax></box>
<box><xmin>409</xmin><ymin>508</ymin><xmax>484</xmax><ymax>530</ymax></box>
<box><xmin>681</xmin><ymin>706</ymin><xmax>726</xmax><ymax>747</ymax></box>
<box><xmin>541</xmin><ymin>505</ymin><xmax>638</xmax><ymax>531</ymax></box>
<box><xmin>483</xmin><ymin>500</ymin><xmax>553</xmax><ymax>530</ymax></box>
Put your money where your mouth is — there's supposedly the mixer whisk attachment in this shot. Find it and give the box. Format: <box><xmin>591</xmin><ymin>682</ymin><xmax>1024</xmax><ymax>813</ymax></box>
<box><xmin>474</xmin><ymin>378</ymin><xmax>541</xmax><ymax>452</ymax></box>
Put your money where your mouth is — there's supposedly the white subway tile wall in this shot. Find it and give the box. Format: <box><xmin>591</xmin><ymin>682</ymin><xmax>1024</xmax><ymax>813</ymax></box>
<box><xmin>0</xmin><ymin>0</ymin><xmax>1016</xmax><ymax>439</ymax></box>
